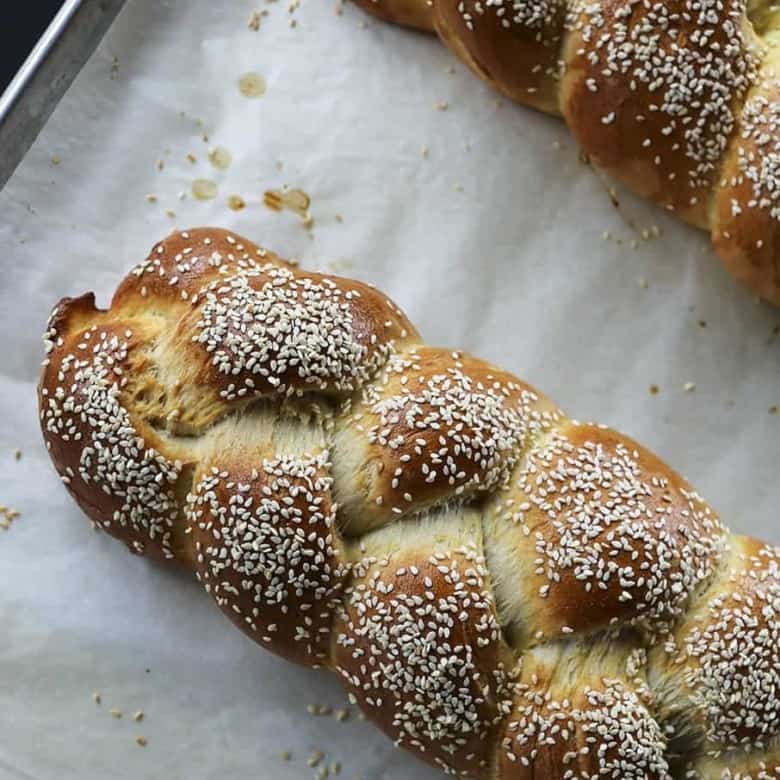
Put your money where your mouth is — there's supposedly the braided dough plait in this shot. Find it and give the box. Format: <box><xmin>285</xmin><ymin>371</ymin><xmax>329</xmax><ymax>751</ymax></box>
<box><xmin>39</xmin><ymin>228</ymin><xmax>780</xmax><ymax>779</ymax></box>
<box><xmin>354</xmin><ymin>0</ymin><xmax>780</xmax><ymax>306</ymax></box>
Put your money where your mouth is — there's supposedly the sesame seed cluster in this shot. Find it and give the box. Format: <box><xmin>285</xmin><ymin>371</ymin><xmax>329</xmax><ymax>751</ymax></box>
<box><xmin>40</xmin><ymin>306</ymin><xmax>182</xmax><ymax>561</ymax></box>
<box><xmin>39</xmin><ymin>229</ymin><xmax>780</xmax><ymax>777</ymax></box>
<box><xmin>500</xmin><ymin>672</ymin><xmax>670</xmax><ymax>777</ymax></box>
<box><xmin>187</xmin><ymin>451</ymin><xmax>347</xmax><ymax>667</ymax></box>
<box><xmin>685</xmin><ymin>571</ymin><xmax>780</xmax><ymax>746</ymax></box>
<box><xmin>335</xmin><ymin>529</ymin><xmax>514</xmax><ymax>775</ymax></box>
<box><xmin>192</xmin><ymin>265</ymin><xmax>398</xmax><ymax>401</ymax></box>
<box><xmin>361</xmin><ymin>0</ymin><xmax>780</xmax><ymax>304</ymax></box>
<box><xmin>516</xmin><ymin>424</ymin><xmax>725</xmax><ymax>635</ymax></box>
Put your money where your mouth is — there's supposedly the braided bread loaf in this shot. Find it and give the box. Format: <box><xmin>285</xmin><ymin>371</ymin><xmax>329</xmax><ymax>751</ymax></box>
<box><xmin>352</xmin><ymin>0</ymin><xmax>780</xmax><ymax>307</ymax></box>
<box><xmin>39</xmin><ymin>228</ymin><xmax>780</xmax><ymax>779</ymax></box>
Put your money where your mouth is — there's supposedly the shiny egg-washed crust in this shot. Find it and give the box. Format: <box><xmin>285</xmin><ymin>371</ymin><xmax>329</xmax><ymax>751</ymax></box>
<box><xmin>40</xmin><ymin>229</ymin><xmax>780</xmax><ymax>779</ymax></box>
<box><xmin>351</xmin><ymin>0</ymin><xmax>433</xmax><ymax>29</ymax></box>
<box><xmin>354</xmin><ymin>0</ymin><xmax>780</xmax><ymax>306</ymax></box>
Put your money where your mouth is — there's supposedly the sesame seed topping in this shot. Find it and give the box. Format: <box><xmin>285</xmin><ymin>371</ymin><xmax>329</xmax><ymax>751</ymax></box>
<box><xmin>193</xmin><ymin>265</ymin><xmax>396</xmax><ymax>400</ymax></box>
<box><xmin>40</xmin><ymin>323</ymin><xmax>180</xmax><ymax>558</ymax></box>
<box><xmin>189</xmin><ymin>451</ymin><xmax>345</xmax><ymax>664</ymax></box>
<box><xmin>503</xmin><ymin>675</ymin><xmax>669</xmax><ymax>777</ymax></box>
<box><xmin>336</xmin><ymin>541</ymin><xmax>512</xmax><ymax>773</ymax></box>
<box><xmin>681</xmin><ymin>544</ymin><xmax>780</xmax><ymax>746</ymax></box>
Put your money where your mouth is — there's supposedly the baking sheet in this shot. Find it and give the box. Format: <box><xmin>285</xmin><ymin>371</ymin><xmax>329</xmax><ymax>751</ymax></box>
<box><xmin>1</xmin><ymin>0</ymin><xmax>778</xmax><ymax>778</ymax></box>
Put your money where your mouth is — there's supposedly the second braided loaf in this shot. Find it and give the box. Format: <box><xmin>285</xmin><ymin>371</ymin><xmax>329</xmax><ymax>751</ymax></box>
<box><xmin>353</xmin><ymin>0</ymin><xmax>780</xmax><ymax>308</ymax></box>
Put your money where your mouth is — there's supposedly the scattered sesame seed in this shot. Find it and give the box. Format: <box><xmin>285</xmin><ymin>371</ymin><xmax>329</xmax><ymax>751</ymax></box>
<box><xmin>307</xmin><ymin>751</ymin><xmax>324</xmax><ymax>768</ymax></box>
<box><xmin>307</xmin><ymin>703</ymin><xmax>333</xmax><ymax>716</ymax></box>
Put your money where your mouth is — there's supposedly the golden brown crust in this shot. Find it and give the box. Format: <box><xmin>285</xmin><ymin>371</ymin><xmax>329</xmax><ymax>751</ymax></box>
<box><xmin>112</xmin><ymin>227</ymin><xmax>286</xmax><ymax>309</ymax></box>
<box><xmin>334</xmin><ymin>538</ymin><xmax>513</xmax><ymax>776</ymax></box>
<box><xmin>560</xmin><ymin>0</ymin><xmax>760</xmax><ymax>229</ymax></box>
<box><xmin>39</xmin><ymin>297</ymin><xmax>188</xmax><ymax>563</ymax></box>
<box><xmin>498</xmin><ymin>643</ymin><xmax>669</xmax><ymax>779</ymax></box>
<box><xmin>188</xmin><ymin>453</ymin><xmax>346</xmax><ymax>667</ymax></box>
<box><xmin>484</xmin><ymin>421</ymin><xmax>726</xmax><ymax>647</ymax></box>
<box><xmin>38</xmin><ymin>228</ymin><xmax>780</xmax><ymax>778</ymax></box>
<box><xmin>713</xmin><ymin>73</ymin><xmax>780</xmax><ymax>306</ymax></box>
<box><xmin>351</xmin><ymin>0</ymin><xmax>434</xmax><ymax>31</ymax></box>
<box><xmin>170</xmin><ymin>263</ymin><xmax>415</xmax><ymax>405</ymax></box>
<box><xmin>433</xmin><ymin>0</ymin><xmax>564</xmax><ymax>113</ymax></box>
<box><xmin>649</xmin><ymin>537</ymin><xmax>780</xmax><ymax>752</ymax></box>
<box><xmin>333</xmin><ymin>346</ymin><xmax>561</xmax><ymax>535</ymax></box>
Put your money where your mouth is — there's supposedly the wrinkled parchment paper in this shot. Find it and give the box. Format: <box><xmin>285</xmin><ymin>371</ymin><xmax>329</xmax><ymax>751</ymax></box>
<box><xmin>1</xmin><ymin>0</ymin><xmax>779</xmax><ymax>777</ymax></box>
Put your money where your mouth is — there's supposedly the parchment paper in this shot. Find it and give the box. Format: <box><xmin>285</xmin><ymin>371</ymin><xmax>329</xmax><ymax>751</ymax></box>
<box><xmin>1</xmin><ymin>1</ymin><xmax>778</xmax><ymax>778</ymax></box>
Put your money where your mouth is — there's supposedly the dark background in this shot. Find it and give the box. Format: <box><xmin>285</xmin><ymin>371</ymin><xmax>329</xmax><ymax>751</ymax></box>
<box><xmin>1</xmin><ymin>2</ymin><xmax>67</xmax><ymax>94</ymax></box>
